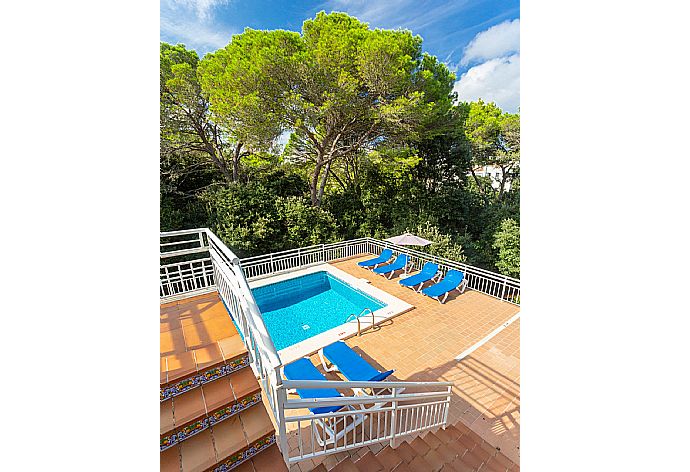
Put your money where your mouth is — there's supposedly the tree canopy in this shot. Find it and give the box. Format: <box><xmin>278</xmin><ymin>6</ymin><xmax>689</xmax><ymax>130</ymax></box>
<box><xmin>199</xmin><ymin>12</ymin><xmax>457</xmax><ymax>206</ymax></box>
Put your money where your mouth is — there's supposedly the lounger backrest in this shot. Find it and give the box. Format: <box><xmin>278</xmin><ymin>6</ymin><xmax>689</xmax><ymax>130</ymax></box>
<box><xmin>380</xmin><ymin>248</ymin><xmax>393</xmax><ymax>260</ymax></box>
<box><xmin>422</xmin><ymin>262</ymin><xmax>439</xmax><ymax>274</ymax></box>
<box><xmin>369</xmin><ymin>369</ymin><xmax>395</xmax><ymax>382</ymax></box>
<box><xmin>444</xmin><ymin>269</ymin><xmax>465</xmax><ymax>283</ymax></box>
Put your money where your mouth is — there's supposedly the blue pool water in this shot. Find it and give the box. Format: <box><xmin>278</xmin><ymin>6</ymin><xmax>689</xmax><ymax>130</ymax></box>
<box><xmin>251</xmin><ymin>271</ymin><xmax>386</xmax><ymax>350</ymax></box>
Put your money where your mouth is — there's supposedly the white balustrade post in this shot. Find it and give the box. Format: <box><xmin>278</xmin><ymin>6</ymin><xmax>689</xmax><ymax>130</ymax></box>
<box><xmin>442</xmin><ymin>385</ymin><xmax>451</xmax><ymax>428</ymax></box>
<box><xmin>276</xmin><ymin>384</ymin><xmax>290</xmax><ymax>465</ymax></box>
<box><xmin>389</xmin><ymin>387</ymin><xmax>398</xmax><ymax>448</ymax></box>
<box><xmin>321</xmin><ymin>244</ymin><xmax>325</xmax><ymax>263</ymax></box>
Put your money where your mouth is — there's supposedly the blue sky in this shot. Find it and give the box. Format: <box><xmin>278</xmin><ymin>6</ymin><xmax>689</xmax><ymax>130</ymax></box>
<box><xmin>161</xmin><ymin>0</ymin><xmax>520</xmax><ymax>112</ymax></box>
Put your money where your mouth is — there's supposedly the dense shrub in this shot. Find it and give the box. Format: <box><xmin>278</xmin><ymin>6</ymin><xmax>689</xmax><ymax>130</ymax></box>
<box><xmin>276</xmin><ymin>196</ymin><xmax>338</xmax><ymax>247</ymax></box>
<box><xmin>493</xmin><ymin>218</ymin><xmax>520</xmax><ymax>277</ymax></box>
<box><xmin>200</xmin><ymin>172</ymin><xmax>338</xmax><ymax>257</ymax></box>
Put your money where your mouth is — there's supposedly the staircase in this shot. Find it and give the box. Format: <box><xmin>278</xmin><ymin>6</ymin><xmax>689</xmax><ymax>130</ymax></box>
<box><xmin>309</xmin><ymin>420</ymin><xmax>519</xmax><ymax>472</ymax></box>
<box><xmin>161</xmin><ymin>293</ymin><xmax>287</xmax><ymax>472</ymax></box>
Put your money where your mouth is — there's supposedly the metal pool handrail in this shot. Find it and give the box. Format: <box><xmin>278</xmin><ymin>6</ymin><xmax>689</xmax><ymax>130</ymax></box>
<box><xmin>346</xmin><ymin>307</ymin><xmax>375</xmax><ymax>336</ymax></box>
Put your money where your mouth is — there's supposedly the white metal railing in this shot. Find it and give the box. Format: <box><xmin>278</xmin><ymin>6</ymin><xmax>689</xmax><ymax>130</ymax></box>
<box><xmin>160</xmin><ymin>229</ymin><xmax>511</xmax><ymax>466</ymax></box>
<box><xmin>279</xmin><ymin>379</ymin><xmax>452</xmax><ymax>464</ymax></box>
<box><xmin>160</xmin><ymin>229</ymin><xmax>215</xmax><ymax>299</ymax></box>
<box><xmin>367</xmin><ymin>239</ymin><xmax>521</xmax><ymax>305</ymax></box>
<box><xmin>240</xmin><ymin>238</ymin><xmax>371</xmax><ymax>280</ymax></box>
<box><xmin>240</xmin><ymin>237</ymin><xmax>520</xmax><ymax>305</ymax></box>
<box><xmin>204</xmin><ymin>230</ymin><xmax>285</xmax><ymax>425</ymax></box>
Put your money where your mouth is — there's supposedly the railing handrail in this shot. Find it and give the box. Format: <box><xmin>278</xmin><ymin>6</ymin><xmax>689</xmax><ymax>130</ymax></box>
<box><xmin>159</xmin><ymin>247</ymin><xmax>209</xmax><ymax>259</ymax></box>
<box><xmin>240</xmin><ymin>238</ymin><xmax>371</xmax><ymax>263</ymax></box>
<box><xmin>236</xmin><ymin>236</ymin><xmax>520</xmax><ymax>305</ymax></box>
<box><xmin>281</xmin><ymin>379</ymin><xmax>453</xmax><ymax>389</ymax></box>
<box><xmin>283</xmin><ymin>391</ymin><xmax>452</xmax><ymax>411</ymax></box>
<box><xmin>204</xmin><ymin>229</ymin><xmax>282</xmax><ymax>370</ymax></box>
<box><xmin>160</xmin><ymin>228</ymin><xmax>209</xmax><ymax>237</ymax></box>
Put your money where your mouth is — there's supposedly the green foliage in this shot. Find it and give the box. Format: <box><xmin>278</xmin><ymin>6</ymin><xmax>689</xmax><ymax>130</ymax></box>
<box><xmin>201</xmin><ymin>172</ymin><xmax>337</xmax><ymax>257</ymax></box>
<box><xmin>277</xmin><ymin>197</ymin><xmax>339</xmax><ymax>246</ymax></box>
<box><xmin>493</xmin><ymin>218</ymin><xmax>520</xmax><ymax>277</ymax></box>
<box><xmin>464</xmin><ymin>100</ymin><xmax>520</xmax><ymax>201</ymax></box>
<box><xmin>199</xmin><ymin>12</ymin><xmax>456</xmax><ymax>206</ymax></box>
<box><xmin>198</xmin><ymin>29</ymin><xmax>298</xmax><ymax>152</ymax></box>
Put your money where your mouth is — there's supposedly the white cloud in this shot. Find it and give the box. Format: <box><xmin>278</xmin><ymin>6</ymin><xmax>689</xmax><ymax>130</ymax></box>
<box><xmin>326</xmin><ymin>0</ymin><xmax>470</xmax><ymax>31</ymax></box>
<box><xmin>454</xmin><ymin>54</ymin><xmax>520</xmax><ymax>113</ymax></box>
<box><xmin>453</xmin><ymin>19</ymin><xmax>520</xmax><ymax>112</ymax></box>
<box><xmin>160</xmin><ymin>16</ymin><xmax>233</xmax><ymax>53</ymax></box>
<box><xmin>160</xmin><ymin>0</ymin><xmax>235</xmax><ymax>55</ymax></box>
<box><xmin>461</xmin><ymin>18</ymin><xmax>519</xmax><ymax>66</ymax></box>
<box><xmin>168</xmin><ymin>0</ymin><xmax>230</xmax><ymax>21</ymax></box>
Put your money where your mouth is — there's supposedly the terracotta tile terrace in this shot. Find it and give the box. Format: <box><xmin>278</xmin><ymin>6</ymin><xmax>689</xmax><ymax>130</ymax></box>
<box><xmin>280</xmin><ymin>254</ymin><xmax>520</xmax><ymax>469</ymax></box>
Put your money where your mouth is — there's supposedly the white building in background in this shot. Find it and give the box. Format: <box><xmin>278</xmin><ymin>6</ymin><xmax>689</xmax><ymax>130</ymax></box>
<box><xmin>471</xmin><ymin>165</ymin><xmax>515</xmax><ymax>192</ymax></box>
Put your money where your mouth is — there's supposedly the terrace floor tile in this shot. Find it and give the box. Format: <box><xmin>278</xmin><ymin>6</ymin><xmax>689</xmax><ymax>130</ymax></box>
<box><xmin>329</xmin><ymin>256</ymin><xmax>521</xmax><ymax>464</ymax></box>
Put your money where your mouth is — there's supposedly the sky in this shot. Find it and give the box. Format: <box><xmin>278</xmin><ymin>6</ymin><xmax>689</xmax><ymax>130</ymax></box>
<box><xmin>160</xmin><ymin>0</ymin><xmax>520</xmax><ymax>112</ymax></box>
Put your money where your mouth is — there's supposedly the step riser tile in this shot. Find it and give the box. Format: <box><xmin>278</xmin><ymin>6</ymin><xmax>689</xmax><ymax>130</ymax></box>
<box><xmin>209</xmin><ymin>392</ymin><xmax>262</xmax><ymax>426</ymax></box>
<box><xmin>209</xmin><ymin>432</ymin><xmax>276</xmax><ymax>472</ymax></box>
<box><xmin>160</xmin><ymin>392</ymin><xmax>262</xmax><ymax>452</ymax></box>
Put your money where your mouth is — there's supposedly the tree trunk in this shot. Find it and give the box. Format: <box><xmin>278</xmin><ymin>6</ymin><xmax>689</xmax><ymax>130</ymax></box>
<box><xmin>232</xmin><ymin>142</ymin><xmax>243</xmax><ymax>182</ymax></box>
<box><xmin>206</xmin><ymin>143</ymin><xmax>234</xmax><ymax>184</ymax></box>
<box><xmin>316</xmin><ymin>160</ymin><xmax>332</xmax><ymax>207</ymax></box>
<box><xmin>310</xmin><ymin>158</ymin><xmax>324</xmax><ymax>207</ymax></box>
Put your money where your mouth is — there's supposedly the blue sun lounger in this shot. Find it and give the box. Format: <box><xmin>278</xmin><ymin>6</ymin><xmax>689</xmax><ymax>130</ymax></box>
<box><xmin>283</xmin><ymin>358</ymin><xmax>343</xmax><ymax>415</ymax></box>
<box><xmin>283</xmin><ymin>358</ymin><xmax>366</xmax><ymax>445</ymax></box>
<box><xmin>319</xmin><ymin>341</ymin><xmax>394</xmax><ymax>382</ymax></box>
<box><xmin>357</xmin><ymin>249</ymin><xmax>393</xmax><ymax>270</ymax></box>
<box><xmin>421</xmin><ymin>269</ymin><xmax>467</xmax><ymax>303</ymax></box>
<box><xmin>398</xmin><ymin>262</ymin><xmax>440</xmax><ymax>292</ymax></box>
<box><xmin>318</xmin><ymin>341</ymin><xmax>395</xmax><ymax>397</ymax></box>
<box><xmin>372</xmin><ymin>254</ymin><xmax>410</xmax><ymax>279</ymax></box>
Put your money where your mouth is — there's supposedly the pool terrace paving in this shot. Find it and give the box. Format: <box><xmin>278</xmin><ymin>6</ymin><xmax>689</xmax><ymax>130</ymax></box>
<box><xmin>329</xmin><ymin>256</ymin><xmax>520</xmax><ymax>460</ymax></box>
<box><xmin>280</xmin><ymin>256</ymin><xmax>520</xmax><ymax>470</ymax></box>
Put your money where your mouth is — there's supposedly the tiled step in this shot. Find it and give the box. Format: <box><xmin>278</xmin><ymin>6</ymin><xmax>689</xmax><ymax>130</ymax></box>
<box><xmin>161</xmin><ymin>335</ymin><xmax>248</xmax><ymax>401</ymax></box>
<box><xmin>161</xmin><ymin>401</ymin><xmax>284</xmax><ymax>472</ymax></box>
<box><xmin>306</xmin><ymin>420</ymin><xmax>519</xmax><ymax>472</ymax></box>
<box><xmin>161</xmin><ymin>367</ymin><xmax>262</xmax><ymax>451</ymax></box>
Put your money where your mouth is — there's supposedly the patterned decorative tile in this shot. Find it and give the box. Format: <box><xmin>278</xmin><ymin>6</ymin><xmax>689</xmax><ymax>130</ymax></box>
<box><xmin>213</xmin><ymin>434</ymin><xmax>276</xmax><ymax>472</ymax></box>
<box><xmin>209</xmin><ymin>392</ymin><xmax>262</xmax><ymax>425</ymax></box>
<box><xmin>160</xmin><ymin>432</ymin><xmax>178</xmax><ymax>451</ymax></box>
<box><xmin>160</xmin><ymin>354</ymin><xmax>250</xmax><ymax>401</ymax></box>
<box><xmin>160</xmin><ymin>391</ymin><xmax>262</xmax><ymax>451</ymax></box>
<box><xmin>176</xmin><ymin>417</ymin><xmax>209</xmax><ymax>443</ymax></box>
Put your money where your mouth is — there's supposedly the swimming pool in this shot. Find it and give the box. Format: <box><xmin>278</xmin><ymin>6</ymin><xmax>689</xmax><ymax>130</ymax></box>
<box><xmin>251</xmin><ymin>271</ymin><xmax>387</xmax><ymax>350</ymax></box>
